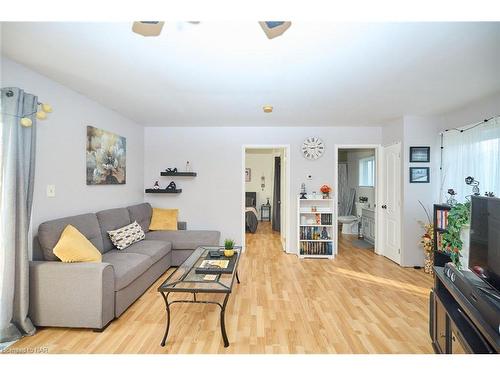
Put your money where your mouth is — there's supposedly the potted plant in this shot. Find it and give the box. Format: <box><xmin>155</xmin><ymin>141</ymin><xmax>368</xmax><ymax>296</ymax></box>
<box><xmin>442</xmin><ymin>202</ymin><xmax>471</xmax><ymax>269</ymax></box>
<box><xmin>224</xmin><ymin>239</ymin><xmax>235</xmax><ymax>257</ymax></box>
<box><xmin>320</xmin><ymin>184</ymin><xmax>332</xmax><ymax>199</ymax></box>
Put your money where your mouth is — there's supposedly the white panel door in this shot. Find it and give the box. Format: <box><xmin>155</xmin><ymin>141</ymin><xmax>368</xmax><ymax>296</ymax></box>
<box><xmin>381</xmin><ymin>142</ymin><xmax>401</xmax><ymax>264</ymax></box>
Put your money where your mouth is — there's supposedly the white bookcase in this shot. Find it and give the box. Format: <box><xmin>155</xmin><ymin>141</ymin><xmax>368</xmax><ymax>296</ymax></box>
<box><xmin>297</xmin><ymin>196</ymin><xmax>335</xmax><ymax>259</ymax></box>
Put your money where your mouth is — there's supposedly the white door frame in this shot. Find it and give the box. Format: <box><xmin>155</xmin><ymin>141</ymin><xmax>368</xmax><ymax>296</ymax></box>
<box><xmin>242</xmin><ymin>145</ymin><xmax>291</xmax><ymax>253</ymax></box>
<box><xmin>333</xmin><ymin>144</ymin><xmax>383</xmax><ymax>256</ymax></box>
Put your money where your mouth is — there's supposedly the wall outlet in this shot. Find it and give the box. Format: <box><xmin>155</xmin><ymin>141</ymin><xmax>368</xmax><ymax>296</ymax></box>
<box><xmin>47</xmin><ymin>185</ymin><xmax>56</xmax><ymax>198</ymax></box>
<box><xmin>306</xmin><ymin>174</ymin><xmax>313</xmax><ymax>180</ymax></box>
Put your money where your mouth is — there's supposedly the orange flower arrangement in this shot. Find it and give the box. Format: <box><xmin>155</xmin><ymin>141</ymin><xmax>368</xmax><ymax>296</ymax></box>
<box><xmin>320</xmin><ymin>184</ymin><xmax>331</xmax><ymax>198</ymax></box>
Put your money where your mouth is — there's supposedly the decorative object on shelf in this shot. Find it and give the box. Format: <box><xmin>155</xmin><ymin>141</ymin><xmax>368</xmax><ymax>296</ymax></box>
<box><xmin>260</xmin><ymin>175</ymin><xmax>265</xmax><ymax>191</ymax></box>
<box><xmin>299</xmin><ymin>183</ymin><xmax>307</xmax><ymax>199</ymax></box>
<box><xmin>418</xmin><ymin>200</ymin><xmax>434</xmax><ymax>274</ymax></box>
<box><xmin>446</xmin><ymin>188</ymin><xmax>458</xmax><ymax>206</ymax></box>
<box><xmin>301</xmin><ymin>136</ymin><xmax>325</xmax><ymax>160</ymax></box>
<box><xmin>165</xmin><ymin>181</ymin><xmax>177</xmax><ymax>191</ymax></box>
<box><xmin>441</xmin><ymin>202</ymin><xmax>471</xmax><ymax>269</ymax></box>
<box><xmin>185</xmin><ymin>161</ymin><xmax>192</xmax><ymax>172</ymax></box>
<box><xmin>166</xmin><ymin>167</ymin><xmax>178</xmax><ymax>173</ymax></box>
<box><xmin>86</xmin><ymin>126</ymin><xmax>126</xmax><ymax>185</ymax></box>
<box><xmin>224</xmin><ymin>239</ymin><xmax>235</xmax><ymax>257</ymax></box>
<box><xmin>465</xmin><ymin>176</ymin><xmax>480</xmax><ymax>196</ymax></box>
<box><xmin>409</xmin><ymin>167</ymin><xmax>430</xmax><ymax>183</ymax></box>
<box><xmin>409</xmin><ymin>146</ymin><xmax>430</xmax><ymax>162</ymax></box>
<box><xmin>312</xmin><ymin>191</ymin><xmax>318</xmax><ymax>199</ymax></box>
<box><xmin>359</xmin><ymin>196</ymin><xmax>368</xmax><ymax>203</ymax></box>
<box><xmin>321</xmin><ymin>227</ymin><xmax>329</xmax><ymax>240</ymax></box>
<box><xmin>153</xmin><ymin>181</ymin><xmax>160</xmax><ymax>190</ymax></box>
<box><xmin>485</xmin><ymin>191</ymin><xmax>495</xmax><ymax>197</ymax></box>
<box><xmin>245</xmin><ymin>168</ymin><xmax>251</xmax><ymax>182</ymax></box>
<box><xmin>320</xmin><ymin>184</ymin><xmax>331</xmax><ymax>199</ymax></box>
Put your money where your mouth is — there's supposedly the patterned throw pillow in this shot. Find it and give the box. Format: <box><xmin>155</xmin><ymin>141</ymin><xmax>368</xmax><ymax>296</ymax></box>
<box><xmin>107</xmin><ymin>221</ymin><xmax>145</xmax><ymax>250</ymax></box>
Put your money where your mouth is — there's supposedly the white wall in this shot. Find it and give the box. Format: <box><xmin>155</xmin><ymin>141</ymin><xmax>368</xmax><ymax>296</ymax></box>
<box><xmin>1</xmin><ymin>57</ymin><xmax>145</xmax><ymax>259</ymax></box>
<box><xmin>401</xmin><ymin>116</ymin><xmax>441</xmax><ymax>267</ymax></box>
<box><xmin>245</xmin><ymin>152</ymin><xmax>275</xmax><ymax>215</ymax></box>
<box><xmin>144</xmin><ymin>126</ymin><xmax>382</xmax><ymax>251</ymax></box>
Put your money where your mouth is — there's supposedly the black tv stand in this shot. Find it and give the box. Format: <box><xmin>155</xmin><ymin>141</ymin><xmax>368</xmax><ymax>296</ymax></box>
<box><xmin>430</xmin><ymin>266</ymin><xmax>499</xmax><ymax>353</ymax></box>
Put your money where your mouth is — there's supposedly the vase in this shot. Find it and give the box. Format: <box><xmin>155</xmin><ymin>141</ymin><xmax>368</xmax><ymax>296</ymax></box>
<box><xmin>424</xmin><ymin>251</ymin><xmax>434</xmax><ymax>274</ymax></box>
<box><xmin>459</xmin><ymin>225</ymin><xmax>471</xmax><ymax>270</ymax></box>
<box><xmin>322</xmin><ymin>192</ymin><xmax>329</xmax><ymax>199</ymax></box>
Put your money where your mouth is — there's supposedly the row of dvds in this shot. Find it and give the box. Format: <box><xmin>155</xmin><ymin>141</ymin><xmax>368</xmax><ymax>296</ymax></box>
<box><xmin>299</xmin><ymin>241</ymin><xmax>333</xmax><ymax>256</ymax></box>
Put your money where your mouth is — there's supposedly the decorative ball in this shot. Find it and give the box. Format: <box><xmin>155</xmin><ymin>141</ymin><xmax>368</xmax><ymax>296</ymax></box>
<box><xmin>36</xmin><ymin>111</ymin><xmax>47</xmax><ymax>120</ymax></box>
<box><xmin>41</xmin><ymin>103</ymin><xmax>53</xmax><ymax>113</ymax></box>
<box><xmin>20</xmin><ymin>117</ymin><xmax>33</xmax><ymax>127</ymax></box>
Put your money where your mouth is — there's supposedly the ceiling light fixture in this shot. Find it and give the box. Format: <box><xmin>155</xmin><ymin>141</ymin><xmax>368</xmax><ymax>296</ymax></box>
<box><xmin>263</xmin><ymin>105</ymin><xmax>273</xmax><ymax>113</ymax></box>
<box><xmin>259</xmin><ymin>21</ymin><xmax>292</xmax><ymax>39</ymax></box>
<box><xmin>132</xmin><ymin>21</ymin><xmax>165</xmax><ymax>37</ymax></box>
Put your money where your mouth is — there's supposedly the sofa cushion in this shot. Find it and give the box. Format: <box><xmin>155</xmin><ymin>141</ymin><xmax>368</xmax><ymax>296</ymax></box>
<box><xmin>121</xmin><ymin>240</ymin><xmax>172</xmax><ymax>263</ymax></box>
<box><xmin>39</xmin><ymin>213</ymin><xmax>104</xmax><ymax>261</ymax></box>
<box><xmin>149</xmin><ymin>208</ymin><xmax>178</xmax><ymax>231</ymax></box>
<box><xmin>53</xmin><ymin>225</ymin><xmax>103</xmax><ymax>263</ymax></box>
<box><xmin>96</xmin><ymin>208</ymin><xmax>131</xmax><ymax>253</ymax></box>
<box><xmin>107</xmin><ymin>221</ymin><xmax>145</xmax><ymax>250</ymax></box>
<box><xmin>127</xmin><ymin>203</ymin><xmax>152</xmax><ymax>233</ymax></box>
<box><xmin>102</xmin><ymin>251</ymin><xmax>154</xmax><ymax>291</ymax></box>
<box><xmin>145</xmin><ymin>230</ymin><xmax>220</xmax><ymax>250</ymax></box>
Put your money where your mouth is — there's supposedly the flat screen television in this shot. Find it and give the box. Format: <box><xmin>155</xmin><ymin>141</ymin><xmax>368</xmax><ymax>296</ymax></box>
<box><xmin>468</xmin><ymin>196</ymin><xmax>500</xmax><ymax>292</ymax></box>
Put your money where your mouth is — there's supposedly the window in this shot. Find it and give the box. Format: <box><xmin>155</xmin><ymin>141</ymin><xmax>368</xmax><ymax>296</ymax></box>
<box><xmin>441</xmin><ymin>118</ymin><xmax>500</xmax><ymax>201</ymax></box>
<box><xmin>359</xmin><ymin>156</ymin><xmax>375</xmax><ymax>187</ymax></box>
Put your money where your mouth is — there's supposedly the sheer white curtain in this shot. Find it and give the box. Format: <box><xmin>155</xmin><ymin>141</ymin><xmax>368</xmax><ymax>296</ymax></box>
<box><xmin>441</xmin><ymin>117</ymin><xmax>500</xmax><ymax>202</ymax></box>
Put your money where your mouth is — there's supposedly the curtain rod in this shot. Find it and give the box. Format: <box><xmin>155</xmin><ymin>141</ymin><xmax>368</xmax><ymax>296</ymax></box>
<box><xmin>442</xmin><ymin>114</ymin><xmax>500</xmax><ymax>134</ymax></box>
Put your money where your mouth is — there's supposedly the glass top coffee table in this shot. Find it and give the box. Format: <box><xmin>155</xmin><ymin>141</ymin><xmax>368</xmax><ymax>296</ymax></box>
<box><xmin>158</xmin><ymin>246</ymin><xmax>241</xmax><ymax>348</ymax></box>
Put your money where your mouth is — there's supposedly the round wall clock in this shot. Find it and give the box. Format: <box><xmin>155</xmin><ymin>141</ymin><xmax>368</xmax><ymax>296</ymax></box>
<box><xmin>301</xmin><ymin>137</ymin><xmax>325</xmax><ymax>160</ymax></box>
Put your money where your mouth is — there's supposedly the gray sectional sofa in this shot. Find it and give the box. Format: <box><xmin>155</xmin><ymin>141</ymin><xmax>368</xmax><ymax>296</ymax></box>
<box><xmin>29</xmin><ymin>203</ymin><xmax>220</xmax><ymax>330</ymax></box>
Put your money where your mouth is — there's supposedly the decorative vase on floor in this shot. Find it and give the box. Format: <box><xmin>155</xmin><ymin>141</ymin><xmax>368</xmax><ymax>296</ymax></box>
<box><xmin>424</xmin><ymin>251</ymin><xmax>434</xmax><ymax>274</ymax></box>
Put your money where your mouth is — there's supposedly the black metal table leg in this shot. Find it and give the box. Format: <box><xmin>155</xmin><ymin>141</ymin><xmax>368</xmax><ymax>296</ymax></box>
<box><xmin>236</xmin><ymin>271</ymin><xmax>240</xmax><ymax>284</ymax></box>
<box><xmin>160</xmin><ymin>292</ymin><xmax>171</xmax><ymax>346</ymax></box>
<box><xmin>220</xmin><ymin>293</ymin><xmax>230</xmax><ymax>347</ymax></box>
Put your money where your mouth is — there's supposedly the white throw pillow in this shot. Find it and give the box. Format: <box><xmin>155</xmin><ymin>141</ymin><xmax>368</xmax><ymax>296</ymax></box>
<box><xmin>107</xmin><ymin>221</ymin><xmax>145</xmax><ymax>250</ymax></box>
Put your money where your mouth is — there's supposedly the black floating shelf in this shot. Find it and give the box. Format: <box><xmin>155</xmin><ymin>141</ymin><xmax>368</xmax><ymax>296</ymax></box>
<box><xmin>145</xmin><ymin>189</ymin><xmax>182</xmax><ymax>194</ymax></box>
<box><xmin>160</xmin><ymin>172</ymin><xmax>197</xmax><ymax>177</ymax></box>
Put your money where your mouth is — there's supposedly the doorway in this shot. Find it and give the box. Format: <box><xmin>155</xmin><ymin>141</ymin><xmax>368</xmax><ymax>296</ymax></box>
<box><xmin>242</xmin><ymin>145</ymin><xmax>290</xmax><ymax>253</ymax></box>
<box><xmin>335</xmin><ymin>145</ymin><xmax>379</xmax><ymax>256</ymax></box>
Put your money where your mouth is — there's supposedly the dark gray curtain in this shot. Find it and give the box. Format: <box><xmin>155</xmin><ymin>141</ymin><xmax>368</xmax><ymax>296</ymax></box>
<box><xmin>272</xmin><ymin>156</ymin><xmax>281</xmax><ymax>232</ymax></box>
<box><xmin>0</xmin><ymin>87</ymin><xmax>37</xmax><ymax>343</ymax></box>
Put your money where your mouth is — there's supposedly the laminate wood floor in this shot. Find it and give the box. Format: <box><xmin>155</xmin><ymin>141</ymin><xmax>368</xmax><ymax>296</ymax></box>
<box><xmin>10</xmin><ymin>222</ymin><xmax>433</xmax><ymax>354</ymax></box>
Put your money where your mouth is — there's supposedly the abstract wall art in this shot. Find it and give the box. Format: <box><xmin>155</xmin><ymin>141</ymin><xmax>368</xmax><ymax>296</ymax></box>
<box><xmin>86</xmin><ymin>126</ymin><xmax>126</xmax><ymax>185</ymax></box>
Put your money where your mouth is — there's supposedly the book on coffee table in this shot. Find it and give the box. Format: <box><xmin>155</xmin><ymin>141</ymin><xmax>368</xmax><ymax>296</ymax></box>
<box><xmin>195</xmin><ymin>256</ymin><xmax>236</xmax><ymax>274</ymax></box>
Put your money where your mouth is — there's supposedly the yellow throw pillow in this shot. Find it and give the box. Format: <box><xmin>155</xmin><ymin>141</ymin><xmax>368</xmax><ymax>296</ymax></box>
<box><xmin>149</xmin><ymin>208</ymin><xmax>178</xmax><ymax>231</ymax></box>
<box><xmin>53</xmin><ymin>225</ymin><xmax>102</xmax><ymax>263</ymax></box>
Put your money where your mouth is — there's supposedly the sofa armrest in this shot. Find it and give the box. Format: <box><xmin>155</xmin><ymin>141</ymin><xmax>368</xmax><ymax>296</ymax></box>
<box><xmin>177</xmin><ymin>221</ymin><xmax>187</xmax><ymax>230</ymax></box>
<box><xmin>29</xmin><ymin>261</ymin><xmax>115</xmax><ymax>329</ymax></box>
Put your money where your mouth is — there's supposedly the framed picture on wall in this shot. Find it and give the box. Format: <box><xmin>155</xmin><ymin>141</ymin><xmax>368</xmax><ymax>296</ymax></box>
<box><xmin>409</xmin><ymin>146</ymin><xmax>430</xmax><ymax>162</ymax></box>
<box><xmin>409</xmin><ymin>167</ymin><xmax>430</xmax><ymax>183</ymax></box>
<box><xmin>245</xmin><ymin>168</ymin><xmax>251</xmax><ymax>182</ymax></box>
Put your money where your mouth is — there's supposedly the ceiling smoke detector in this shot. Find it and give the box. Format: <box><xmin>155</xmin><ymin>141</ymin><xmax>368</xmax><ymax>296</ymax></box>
<box><xmin>132</xmin><ymin>21</ymin><xmax>165</xmax><ymax>37</ymax></box>
<box><xmin>263</xmin><ymin>105</ymin><xmax>273</xmax><ymax>113</ymax></box>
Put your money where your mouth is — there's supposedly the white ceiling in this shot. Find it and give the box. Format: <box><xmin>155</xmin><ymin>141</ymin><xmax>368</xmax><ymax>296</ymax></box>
<box><xmin>2</xmin><ymin>22</ymin><xmax>500</xmax><ymax>126</ymax></box>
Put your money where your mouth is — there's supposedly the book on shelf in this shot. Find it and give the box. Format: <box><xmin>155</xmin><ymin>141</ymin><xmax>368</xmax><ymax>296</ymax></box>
<box><xmin>436</xmin><ymin>209</ymin><xmax>449</xmax><ymax>230</ymax></box>
<box><xmin>299</xmin><ymin>241</ymin><xmax>333</xmax><ymax>256</ymax></box>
